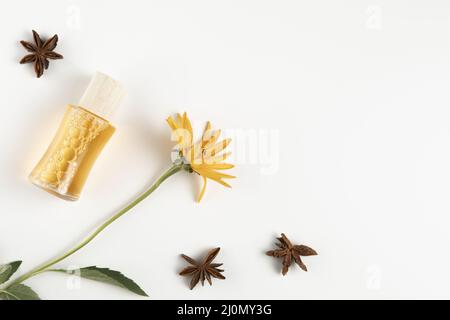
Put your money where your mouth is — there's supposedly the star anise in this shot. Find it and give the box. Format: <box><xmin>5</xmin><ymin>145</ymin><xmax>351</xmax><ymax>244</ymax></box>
<box><xmin>179</xmin><ymin>247</ymin><xmax>226</xmax><ymax>290</ymax></box>
<box><xmin>266</xmin><ymin>233</ymin><xmax>317</xmax><ymax>275</ymax></box>
<box><xmin>20</xmin><ymin>30</ymin><xmax>63</xmax><ymax>78</ymax></box>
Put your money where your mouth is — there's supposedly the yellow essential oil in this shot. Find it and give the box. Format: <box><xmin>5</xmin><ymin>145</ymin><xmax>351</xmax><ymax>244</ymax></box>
<box><xmin>29</xmin><ymin>72</ymin><xmax>126</xmax><ymax>201</ymax></box>
<box><xmin>29</xmin><ymin>106</ymin><xmax>115</xmax><ymax>200</ymax></box>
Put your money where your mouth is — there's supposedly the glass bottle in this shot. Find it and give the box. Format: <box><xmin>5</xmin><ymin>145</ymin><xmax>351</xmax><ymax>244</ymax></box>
<box><xmin>29</xmin><ymin>72</ymin><xmax>126</xmax><ymax>201</ymax></box>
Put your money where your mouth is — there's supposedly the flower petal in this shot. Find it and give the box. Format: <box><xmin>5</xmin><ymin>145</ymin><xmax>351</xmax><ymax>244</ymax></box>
<box><xmin>209</xmin><ymin>152</ymin><xmax>232</xmax><ymax>163</ymax></box>
<box><xmin>182</xmin><ymin>112</ymin><xmax>193</xmax><ymax>143</ymax></box>
<box><xmin>175</xmin><ymin>113</ymin><xmax>183</xmax><ymax>127</ymax></box>
<box><xmin>202</xmin><ymin>121</ymin><xmax>211</xmax><ymax>139</ymax></box>
<box><xmin>166</xmin><ymin>116</ymin><xmax>178</xmax><ymax>130</ymax></box>
<box><xmin>205</xmin><ymin>138</ymin><xmax>231</xmax><ymax>157</ymax></box>
<box><xmin>197</xmin><ymin>176</ymin><xmax>207</xmax><ymax>202</ymax></box>
<box><xmin>196</xmin><ymin>168</ymin><xmax>236</xmax><ymax>180</ymax></box>
<box><xmin>215</xmin><ymin>179</ymin><xmax>232</xmax><ymax>188</ymax></box>
<box><xmin>202</xmin><ymin>124</ymin><xmax>221</xmax><ymax>148</ymax></box>
<box><xmin>205</xmin><ymin>163</ymin><xmax>234</xmax><ymax>170</ymax></box>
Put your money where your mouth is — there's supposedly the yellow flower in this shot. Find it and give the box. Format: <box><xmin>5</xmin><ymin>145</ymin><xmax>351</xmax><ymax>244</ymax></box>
<box><xmin>166</xmin><ymin>112</ymin><xmax>235</xmax><ymax>202</ymax></box>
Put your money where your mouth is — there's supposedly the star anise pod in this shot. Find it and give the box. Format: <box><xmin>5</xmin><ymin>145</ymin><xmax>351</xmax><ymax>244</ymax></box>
<box><xmin>179</xmin><ymin>247</ymin><xmax>226</xmax><ymax>290</ymax></box>
<box><xmin>266</xmin><ymin>233</ymin><xmax>317</xmax><ymax>275</ymax></box>
<box><xmin>20</xmin><ymin>30</ymin><xmax>63</xmax><ymax>78</ymax></box>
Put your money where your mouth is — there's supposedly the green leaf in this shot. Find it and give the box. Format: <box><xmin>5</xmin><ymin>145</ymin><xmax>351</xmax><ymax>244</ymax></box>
<box><xmin>0</xmin><ymin>261</ymin><xmax>22</xmax><ymax>285</ymax></box>
<box><xmin>0</xmin><ymin>284</ymin><xmax>40</xmax><ymax>300</ymax></box>
<box><xmin>53</xmin><ymin>266</ymin><xmax>148</xmax><ymax>297</ymax></box>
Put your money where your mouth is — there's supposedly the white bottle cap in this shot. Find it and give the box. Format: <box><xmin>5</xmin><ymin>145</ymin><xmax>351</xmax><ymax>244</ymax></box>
<box><xmin>79</xmin><ymin>72</ymin><xmax>127</xmax><ymax>120</ymax></box>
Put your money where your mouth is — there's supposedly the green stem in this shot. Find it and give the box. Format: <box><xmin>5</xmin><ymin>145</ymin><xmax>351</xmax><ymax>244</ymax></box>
<box><xmin>6</xmin><ymin>164</ymin><xmax>182</xmax><ymax>288</ymax></box>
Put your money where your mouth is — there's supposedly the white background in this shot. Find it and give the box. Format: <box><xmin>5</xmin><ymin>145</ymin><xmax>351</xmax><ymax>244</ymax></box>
<box><xmin>0</xmin><ymin>0</ymin><xmax>449</xmax><ymax>300</ymax></box>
